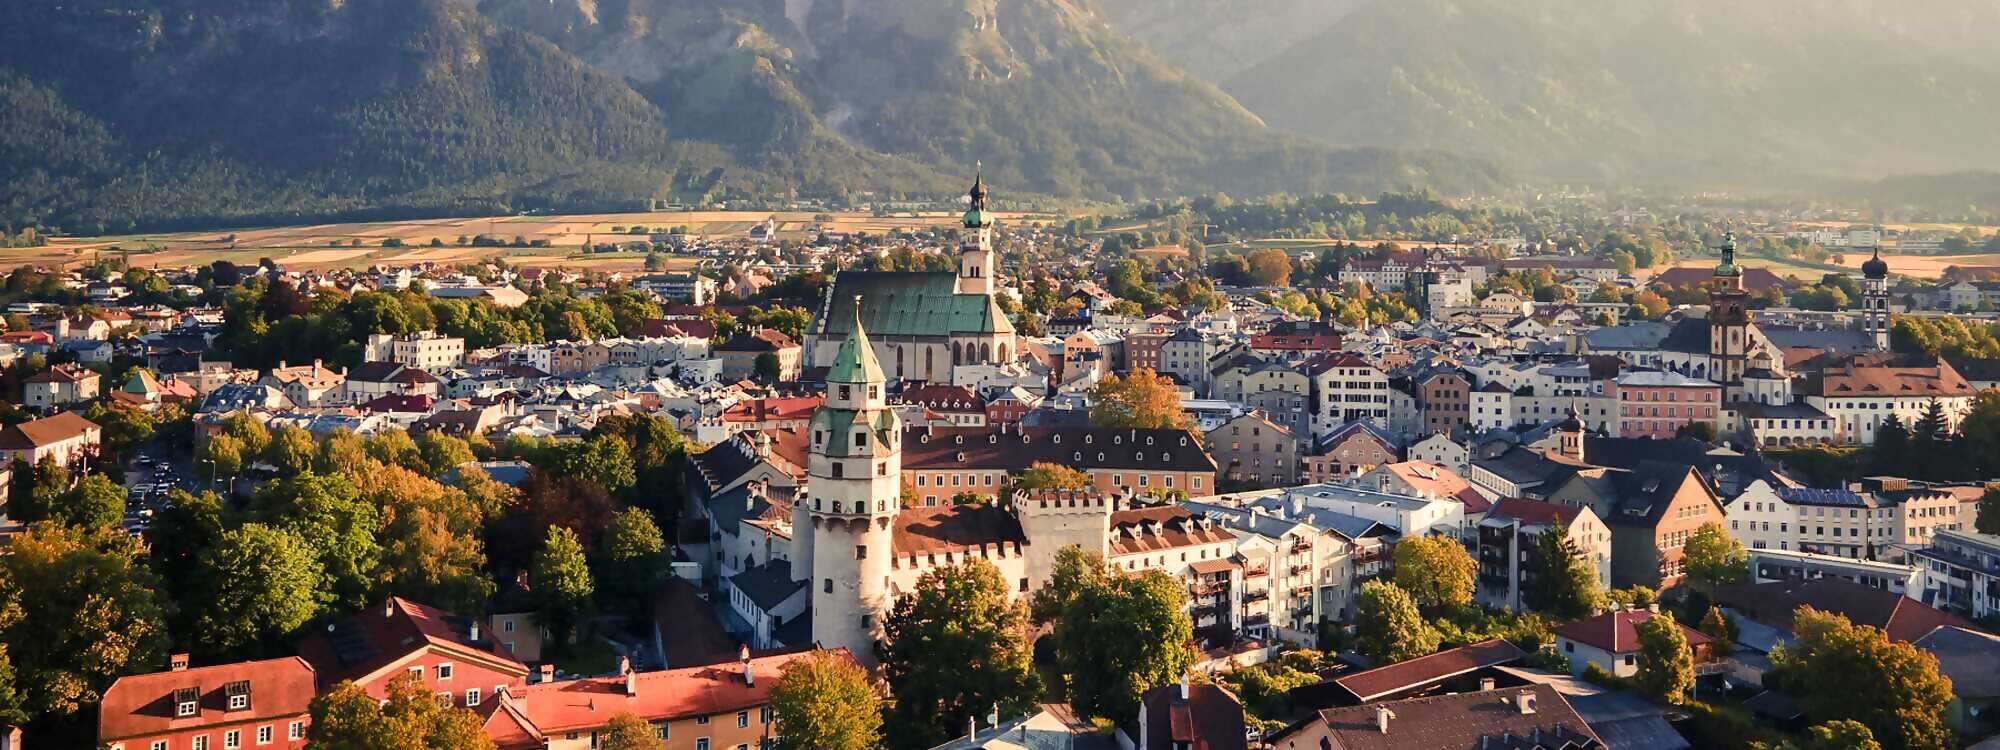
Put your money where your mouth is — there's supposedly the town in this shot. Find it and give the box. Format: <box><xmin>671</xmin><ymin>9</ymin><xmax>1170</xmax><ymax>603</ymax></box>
<box><xmin>1</xmin><ymin>178</ymin><xmax>1997</xmax><ymax>750</ymax></box>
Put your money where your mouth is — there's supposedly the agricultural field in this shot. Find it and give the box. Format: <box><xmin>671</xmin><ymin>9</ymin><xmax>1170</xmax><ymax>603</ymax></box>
<box><xmin>1659</xmin><ymin>251</ymin><xmax>2000</xmax><ymax>281</ymax></box>
<box><xmin>9</xmin><ymin>209</ymin><xmax>1056</xmax><ymax>272</ymax></box>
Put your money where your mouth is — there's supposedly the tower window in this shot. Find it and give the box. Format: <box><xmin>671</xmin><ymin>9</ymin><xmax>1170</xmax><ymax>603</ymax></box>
<box><xmin>832</xmin><ymin>463</ymin><xmax>844</xmax><ymax>478</ymax></box>
<box><xmin>856</xmin><ymin>545</ymin><xmax>867</xmax><ymax>559</ymax></box>
<box><xmin>840</xmin><ymin>385</ymin><xmax>852</xmax><ymax>400</ymax></box>
<box><xmin>824</xmin><ymin>579</ymin><xmax>833</xmax><ymax>593</ymax></box>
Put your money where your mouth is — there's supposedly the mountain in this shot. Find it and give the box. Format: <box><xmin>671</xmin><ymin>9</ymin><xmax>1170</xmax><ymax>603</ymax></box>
<box><xmin>473</xmin><ymin>0</ymin><xmax>1503</xmax><ymax>202</ymax></box>
<box><xmin>0</xmin><ymin>0</ymin><xmax>1503</xmax><ymax>233</ymax></box>
<box><xmin>1101</xmin><ymin>0</ymin><xmax>2000</xmax><ymax>186</ymax></box>
<box><xmin>1090</xmin><ymin>0</ymin><xmax>1369</xmax><ymax>83</ymax></box>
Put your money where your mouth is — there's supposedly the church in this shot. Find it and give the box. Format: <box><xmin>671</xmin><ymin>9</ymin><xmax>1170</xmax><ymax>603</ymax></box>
<box><xmin>803</xmin><ymin>176</ymin><xmax>1018</xmax><ymax>384</ymax></box>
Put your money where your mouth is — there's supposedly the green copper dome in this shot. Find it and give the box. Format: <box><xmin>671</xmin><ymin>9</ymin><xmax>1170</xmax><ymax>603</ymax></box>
<box><xmin>962</xmin><ymin>171</ymin><xmax>993</xmax><ymax>228</ymax></box>
<box><xmin>1714</xmin><ymin>233</ymin><xmax>1741</xmax><ymax>277</ymax></box>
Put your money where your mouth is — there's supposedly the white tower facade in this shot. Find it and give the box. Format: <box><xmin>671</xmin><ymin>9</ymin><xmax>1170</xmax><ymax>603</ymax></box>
<box><xmin>803</xmin><ymin>298</ymin><xmax>901</xmax><ymax>665</ymax></box>
<box><xmin>957</xmin><ymin>174</ymin><xmax>998</xmax><ymax>296</ymax></box>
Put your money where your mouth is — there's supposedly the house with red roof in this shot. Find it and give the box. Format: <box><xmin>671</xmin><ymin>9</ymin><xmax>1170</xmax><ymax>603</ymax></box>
<box><xmin>0</xmin><ymin>410</ymin><xmax>101</xmax><ymax>468</ymax></box>
<box><xmin>99</xmin><ymin>655</ymin><xmax>316</xmax><ymax>750</ymax></box>
<box><xmin>1553</xmin><ymin>609</ymin><xmax>1713</xmax><ymax>680</ymax></box>
<box><xmin>296</xmin><ymin>597</ymin><xmax>529</xmax><ymax>710</ymax></box>
<box><xmin>1138</xmin><ymin>678</ymin><xmax>1248</xmax><ymax>750</ymax></box>
<box><xmin>481</xmin><ymin>648</ymin><xmax>849</xmax><ymax>750</ymax></box>
<box><xmin>23</xmin><ymin>363</ymin><xmax>100</xmax><ymax>409</ymax></box>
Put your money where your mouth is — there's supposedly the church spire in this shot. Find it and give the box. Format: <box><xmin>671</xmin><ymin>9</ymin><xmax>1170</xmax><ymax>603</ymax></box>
<box><xmin>828</xmin><ymin>295</ymin><xmax>884</xmax><ymax>385</ymax></box>
<box><xmin>963</xmin><ymin>166</ymin><xmax>993</xmax><ymax>229</ymax></box>
<box><xmin>1714</xmin><ymin>232</ymin><xmax>1740</xmax><ymax>278</ymax></box>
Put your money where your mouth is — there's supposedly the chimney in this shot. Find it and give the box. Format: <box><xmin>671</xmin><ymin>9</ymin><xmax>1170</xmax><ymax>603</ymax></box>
<box><xmin>1517</xmin><ymin>691</ymin><xmax>1538</xmax><ymax>715</ymax></box>
<box><xmin>1375</xmin><ymin>707</ymin><xmax>1396</xmax><ymax>734</ymax></box>
<box><xmin>740</xmin><ymin>645</ymin><xmax>754</xmax><ymax>686</ymax></box>
<box><xmin>1479</xmin><ymin>677</ymin><xmax>1495</xmax><ymax>692</ymax></box>
<box><xmin>469</xmin><ymin>620</ymin><xmax>480</xmax><ymax>642</ymax></box>
<box><xmin>384</xmin><ymin>599</ymin><xmax>396</xmax><ymax>618</ymax></box>
<box><xmin>621</xmin><ymin>656</ymin><xmax>636</xmax><ymax>696</ymax></box>
<box><xmin>538</xmin><ymin>664</ymin><xmax>556</xmax><ymax>682</ymax></box>
<box><xmin>1179</xmin><ymin>673</ymin><xmax>1191</xmax><ymax>701</ymax></box>
<box><xmin>170</xmin><ymin>653</ymin><xmax>190</xmax><ymax>672</ymax></box>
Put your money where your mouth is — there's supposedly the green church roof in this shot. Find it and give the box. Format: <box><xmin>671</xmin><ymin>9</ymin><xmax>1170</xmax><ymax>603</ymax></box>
<box><xmin>816</xmin><ymin>272</ymin><xmax>1011</xmax><ymax>339</ymax></box>
<box><xmin>826</xmin><ymin>296</ymin><xmax>886</xmax><ymax>384</ymax></box>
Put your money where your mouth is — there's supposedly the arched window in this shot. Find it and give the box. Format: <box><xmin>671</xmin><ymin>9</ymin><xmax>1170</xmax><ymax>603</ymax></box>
<box><xmin>998</xmin><ymin>344</ymin><xmax>1010</xmax><ymax>362</ymax></box>
<box><xmin>981</xmin><ymin>343</ymin><xmax>992</xmax><ymax>362</ymax></box>
<box><xmin>895</xmin><ymin>345</ymin><xmax>905</xmax><ymax>377</ymax></box>
<box><xmin>925</xmin><ymin>347</ymin><xmax>934</xmax><ymax>377</ymax></box>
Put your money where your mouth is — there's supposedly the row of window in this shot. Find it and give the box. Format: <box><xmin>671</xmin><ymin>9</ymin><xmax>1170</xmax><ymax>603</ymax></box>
<box><xmin>148</xmin><ymin>721</ymin><xmax>303</xmax><ymax>750</ymax></box>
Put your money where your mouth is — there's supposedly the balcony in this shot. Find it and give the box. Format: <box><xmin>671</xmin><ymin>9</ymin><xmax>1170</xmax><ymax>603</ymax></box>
<box><xmin>1244</xmin><ymin>566</ymin><xmax>1269</xmax><ymax>578</ymax></box>
<box><xmin>1289</xmin><ymin>564</ymin><xmax>1312</xmax><ymax>577</ymax></box>
<box><xmin>1244</xmin><ymin>589</ymin><xmax>1269</xmax><ymax>603</ymax></box>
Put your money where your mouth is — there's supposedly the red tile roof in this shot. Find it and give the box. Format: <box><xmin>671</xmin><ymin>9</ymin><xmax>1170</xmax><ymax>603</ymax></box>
<box><xmin>1297</xmin><ymin>684</ymin><xmax>1603</xmax><ymax>750</ymax></box>
<box><xmin>720</xmin><ymin>396</ymin><xmax>822</xmax><ymax>423</ymax></box>
<box><xmin>510</xmin><ymin>650</ymin><xmax>842</xmax><ymax>734</ymax></box>
<box><xmin>1143</xmin><ymin>682</ymin><xmax>1248</xmax><ymax>750</ymax></box>
<box><xmin>1485</xmin><ymin>498</ymin><xmax>1583</xmax><ymax>528</ymax></box>
<box><xmin>296</xmin><ymin>597</ymin><xmax>527</xmax><ymax>689</ymax></box>
<box><xmin>99</xmin><ymin>657</ymin><xmax>316</xmax><ymax>743</ymax></box>
<box><xmin>1713</xmin><ymin>577</ymin><xmax>1969</xmax><ymax>643</ymax></box>
<box><xmin>0</xmin><ymin>410</ymin><xmax>100</xmax><ymax>450</ymax></box>
<box><xmin>1333</xmin><ymin>639</ymin><xmax>1527</xmax><ymax>703</ymax></box>
<box><xmin>1553</xmin><ymin>610</ymin><xmax>1710</xmax><ymax>655</ymax></box>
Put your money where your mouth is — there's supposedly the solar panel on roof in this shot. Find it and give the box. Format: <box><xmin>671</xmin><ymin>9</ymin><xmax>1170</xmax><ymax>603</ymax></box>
<box><xmin>328</xmin><ymin>624</ymin><xmax>380</xmax><ymax>668</ymax></box>
<box><xmin>1777</xmin><ymin>487</ymin><xmax>1868</xmax><ymax>507</ymax></box>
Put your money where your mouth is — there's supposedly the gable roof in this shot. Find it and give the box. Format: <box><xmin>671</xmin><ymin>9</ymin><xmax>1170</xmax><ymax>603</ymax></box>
<box><xmin>817</xmin><ymin>272</ymin><xmax>1010</xmax><ymax>338</ymax></box>
<box><xmin>1332</xmin><ymin>639</ymin><xmax>1528</xmax><ymax>703</ymax></box>
<box><xmin>99</xmin><ymin>657</ymin><xmax>317</xmax><ymax>743</ymax></box>
<box><xmin>0</xmin><ymin>410</ymin><xmax>100</xmax><ymax>450</ymax></box>
<box><xmin>1554</xmin><ymin>610</ymin><xmax>1710</xmax><ymax>655</ymax></box>
<box><xmin>1712</xmin><ymin>577</ymin><xmax>1968</xmax><ymax>644</ymax></box>
<box><xmin>510</xmin><ymin>649</ymin><xmax>843</xmax><ymax>733</ymax></box>
<box><xmin>1299</xmin><ymin>684</ymin><xmax>1603</xmax><ymax>750</ymax></box>
<box><xmin>1143</xmin><ymin>682</ymin><xmax>1249</xmax><ymax>750</ymax></box>
<box><xmin>296</xmin><ymin>597</ymin><xmax>527</xmax><ymax>689</ymax></box>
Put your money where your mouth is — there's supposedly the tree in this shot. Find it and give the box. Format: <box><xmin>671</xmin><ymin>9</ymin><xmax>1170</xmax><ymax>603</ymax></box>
<box><xmin>1755</xmin><ymin>721</ymin><xmax>1884</xmax><ymax>750</ymax></box>
<box><xmin>0</xmin><ymin>524</ymin><xmax>168</xmax><ymax>716</ymax></box>
<box><xmin>1771</xmin><ymin>607</ymin><xmax>1954</xmax><ymax>750</ymax></box>
<box><xmin>1247</xmin><ymin>248</ymin><xmax>1292</xmax><ymax>286</ymax></box>
<box><xmin>531</xmin><ymin>526</ymin><xmax>595</xmax><ymax>653</ymax></box>
<box><xmin>224</xmin><ymin>411</ymin><xmax>271</xmax><ymax>458</ymax></box>
<box><xmin>317</xmin><ymin>429</ymin><xmax>369</xmax><ymax>474</ymax></box>
<box><xmin>201</xmin><ymin>432</ymin><xmax>245</xmax><ymax>484</ymax></box>
<box><xmin>1354</xmin><ymin>581</ymin><xmax>1440</xmax><ymax>664</ymax></box>
<box><xmin>1012</xmin><ymin>462</ymin><xmax>1093</xmax><ymax>492</ymax></box>
<box><xmin>1030</xmin><ymin>545</ymin><xmax>1109</xmax><ymax>624</ymax></box>
<box><xmin>596</xmin><ymin>508</ymin><xmax>666</xmax><ymax>619</ymax></box>
<box><xmin>1527</xmin><ymin>528</ymin><xmax>1601</xmax><ymax>619</ymax></box>
<box><xmin>415</xmin><ymin>432</ymin><xmax>476</xmax><ymax>475</ymax></box>
<box><xmin>1675</xmin><ymin>421</ymin><xmax>1718</xmax><ymax>443</ymax></box>
<box><xmin>770</xmin><ymin>651</ymin><xmax>883</xmax><ymax>750</ymax></box>
<box><xmin>148</xmin><ymin>490</ymin><xmax>226</xmax><ymax>633</ymax></box>
<box><xmin>599</xmin><ymin>712</ymin><xmax>664</xmax><ymax>750</ymax></box>
<box><xmin>263</xmin><ymin>424</ymin><xmax>318</xmax><ymax>475</ymax></box>
<box><xmin>194</xmin><ymin>524</ymin><xmax>328</xmax><ymax>658</ymax></box>
<box><xmin>1633</xmin><ymin>290</ymin><xmax>1670</xmax><ymax>319</ymax></box>
<box><xmin>754</xmin><ymin>351</ymin><xmax>782</xmax><ymax>382</ymax></box>
<box><xmin>538</xmin><ymin>435</ymin><xmax>637</xmax><ymax>493</ymax></box>
<box><xmin>1978</xmin><ymin>488</ymin><xmax>2000</xmax><ymax>535</ymax></box>
<box><xmin>364</xmin><ymin>429</ymin><xmax>424</xmax><ymax>471</ymax></box>
<box><xmin>1633</xmin><ymin>612</ymin><xmax>1693</xmax><ymax>705</ymax></box>
<box><xmin>883</xmin><ymin>558</ymin><xmax>1040</xmax><ymax>749</ymax></box>
<box><xmin>1391</xmin><ymin>535</ymin><xmax>1476</xmax><ymax>613</ymax></box>
<box><xmin>253</xmin><ymin>473</ymin><xmax>382</xmax><ymax>611</ymax></box>
<box><xmin>1088</xmin><ymin>368</ymin><xmax>1191</xmax><ymax>430</ymax></box>
<box><xmin>1682</xmin><ymin>522</ymin><xmax>1749</xmax><ymax>593</ymax></box>
<box><xmin>52</xmin><ymin>473</ymin><xmax>126</xmax><ymax>529</ymax></box>
<box><xmin>1056</xmin><ymin>569</ymin><xmax>1194</xmax><ymax>725</ymax></box>
<box><xmin>308</xmin><ymin>674</ymin><xmax>496</xmax><ymax>750</ymax></box>
<box><xmin>1872</xmin><ymin>414</ymin><xmax>1910</xmax><ymax>475</ymax></box>
<box><xmin>1699</xmin><ymin>605</ymin><xmax>1735</xmax><ymax>655</ymax></box>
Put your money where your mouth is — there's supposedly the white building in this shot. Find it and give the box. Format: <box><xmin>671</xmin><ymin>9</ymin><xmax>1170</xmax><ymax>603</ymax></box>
<box><xmin>365</xmin><ymin>331</ymin><xmax>466</xmax><ymax>373</ymax></box>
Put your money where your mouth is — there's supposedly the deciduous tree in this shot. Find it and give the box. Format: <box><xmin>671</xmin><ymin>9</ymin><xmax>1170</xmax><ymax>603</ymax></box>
<box><xmin>263</xmin><ymin>425</ymin><xmax>318</xmax><ymax>476</ymax></box>
<box><xmin>884</xmin><ymin>558</ymin><xmax>1040</xmax><ymax>749</ymax></box>
<box><xmin>1030</xmin><ymin>545</ymin><xmax>1109</xmax><ymax>624</ymax></box>
<box><xmin>1088</xmin><ymin>368</ymin><xmax>1192</xmax><ymax>430</ymax></box>
<box><xmin>1056</xmin><ymin>570</ymin><xmax>1195</xmax><ymax>725</ymax></box>
<box><xmin>194</xmin><ymin>523</ymin><xmax>327</xmax><ymax>658</ymax></box>
<box><xmin>1682</xmin><ymin>522</ymin><xmax>1749</xmax><ymax>593</ymax></box>
<box><xmin>308</xmin><ymin>674</ymin><xmax>496</xmax><ymax>750</ymax></box>
<box><xmin>0</xmin><ymin>524</ymin><xmax>168</xmax><ymax>716</ymax></box>
<box><xmin>1771</xmin><ymin>607</ymin><xmax>1954</xmax><ymax>750</ymax></box>
<box><xmin>1012</xmin><ymin>462</ymin><xmax>1093</xmax><ymax>493</ymax></box>
<box><xmin>531</xmin><ymin>526</ymin><xmax>594</xmax><ymax>654</ymax></box>
<box><xmin>253</xmin><ymin>473</ymin><xmax>382</xmax><ymax>611</ymax></box>
<box><xmin>53</xmin><ymin>473</ymin><xmax>126</xmax><ymax>530</ymax></box>
<box><xmin>771</xmin><ymin>651</ymin><xmax>882</xmax><ymax>750</ymax></box>
<box><xmin>1355</xmin><ymin>581</ymin><xmax>1439</xmax><ymax>664</ymax></box>
<box><xmin>1392</xmin><ymin>535</ymin><xmax>1476</xmax><ymax>613</ymax></box>
<box><xmin>599</xmin><ymin>712</ymin><xmax>664</xmax><ymax>750</ymax></box>
<box><xmin>1634</xmin><ymin>612</ymin><xmax>1692</xmax><ymax>705</ymax></box>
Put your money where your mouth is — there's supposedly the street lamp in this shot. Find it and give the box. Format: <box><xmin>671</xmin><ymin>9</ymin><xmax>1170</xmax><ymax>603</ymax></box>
<box><xmin>198</xmin><ymin>458</ymin><xmax>217</xmax><ymax>492</ymax></box>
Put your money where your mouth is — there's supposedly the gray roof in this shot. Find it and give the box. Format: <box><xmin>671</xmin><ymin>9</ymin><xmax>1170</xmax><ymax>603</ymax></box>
<box><xmin>1916</xmin><ymin>626</ymin><xmax>2000</xmax><ymax>698</ymax></box>
<box><xmin>1760</xmin><ymin>326</ymin><xmax>1876</xmax><ymax>354</ymax></box>
<box><xmin>1579</xmin><ymin>321</ymin><xmax>1671</xmax><ymax>350</ymax></box>
<box><xmin>726</xmin><ymin>560</ymin><xmax>805</xmax><ymax>612</ymax></box>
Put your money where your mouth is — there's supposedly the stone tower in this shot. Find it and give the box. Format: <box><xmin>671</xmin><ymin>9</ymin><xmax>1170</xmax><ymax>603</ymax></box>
<box><xmin>957</xmin><ymin>172</ymin><xmax>998</xmax><ymax>296</ymax></box>
<box><xmin>1708</xmin><ymin>233</ymin><xmax>1751</xmax><ymax>400</ymax></box>
<box><xmin>1861</xmin><ymin>246</ymin><xmax>1891</xmax><ymax>351</ymax></box>
<box><xmin>1013</xmin><ymin>488</ymin><xmax>1114</xmax><ymax>591</ymax></box>
<box><xmin>802</xmin><ymin>297</ymin><xmax>902</xmax><ymax>666</ymax></box>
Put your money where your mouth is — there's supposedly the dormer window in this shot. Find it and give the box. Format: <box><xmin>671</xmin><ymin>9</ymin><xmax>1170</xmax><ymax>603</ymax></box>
<box><xmin>839</xmin><ymin>385</ymin><xmax>852</xmax><ymax>400</ymax></box>
<box><xmin>174</xmin><ymin>687</ymin><xmax>199</xmax><ymax>717</ymax></box>
<box><xmin>224</xmin><ymin>681</ymin><xmax>250</xmax><ymax>711</ymax></box>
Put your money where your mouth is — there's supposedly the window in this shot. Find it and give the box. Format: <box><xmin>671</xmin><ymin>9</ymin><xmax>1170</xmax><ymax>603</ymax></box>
<box><xmin>290</xmin><ymin>721</ymin><xmax>306</xmax><ymax>740</ymax></box>
<box><xmin>856</xmin><ymin>545</ymin><xmax>867</xmax><ymax>559</ymax></box>
<box><xmin>738</xmin><ymin>711</ymin><xmax>750</xmax><ymax>728</ymax></box>
<box><xmin>466</xmin><ymin>688</ymin><xmax>481</xmax><ymax>706</ymax></box>
<box><xmin>436</xmin><ymin>663</ymin><xmax>454</xmax><ymax>680</ymax></box>
<box><xmin>697</xmin><ymin>716</ymin><xmax>711</xmax><ymax>726</ymax></box>
<box><xmin>504</xmin><ymin>620</ymin><xmax>515</xmax><ymax>632</ymax></box>
<box><xmin>194</xmin><ymin>737</ymin><xmax>209</xmax><ymax>750</ymax></box>
<box><xmin>175</xmin><ymin>687</ymin><xmax>199</xmax><ymax>717</ymax></box>
<box><xmin>225</xmin><ymin>730</ymin><xmax>241</xmax><ymax>749</ymax></box>
<box><xmin>257</xmin><ymin>726</ymin><xmax>272</xmax><ymax>745</ymax></box>
<box><xmin>152</xmin><ymin>743</ymin><xmax>168</xmax><ymax>750</ymax></box>
<box><xmin>697</xmin><ymin>739</ymin><xmax>711</xmax><ymax>750</ymax></box>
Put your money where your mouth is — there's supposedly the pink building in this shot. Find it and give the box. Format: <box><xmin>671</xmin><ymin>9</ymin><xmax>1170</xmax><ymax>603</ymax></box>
<box><xmin>1609</xmin><ymin>371</ymin><xmax>1721</xmax><ymax>439</ymax></box>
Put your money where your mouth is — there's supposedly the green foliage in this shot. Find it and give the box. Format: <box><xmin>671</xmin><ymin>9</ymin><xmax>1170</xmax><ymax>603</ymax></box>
<box><xmin>1030</xmin><ymin>545</ymin><xmax>1108</xmax><ymax>624</ymax></box>
<box><xmin>599</xmin><ymin>713</ymin><xmax>664</xmax><ymax>750</ymax></box>
<box><xmin>308</xmin><ymin>673</ymin><xmax>496</xmax><ymax>750</ymax></box>
<box><xmin>1770</xmin><ymin>607</ymin><xmax>1955</xmax><ymax>750</ymax></box>
<box><xmin>537</xmin><ymin>435</ymin><xmax>637</xmax><ymax>493</ymax></box>
<box><xmin>1683</xmin><ymin>522</ymin><xmax>1750</xmax><ymax>593</ymax></box>
<box><xmin>253</xmin><ymin>472</ymin><xmax>383</xmax><ymax>612</ymax></box>
<box><xmin>193</xmin><ymin>523</ymin><xmax>328</xmax><ymax>658</ymax></box>
<box><xmin>1755</xmin><ymin>721</ymin><xmax>1884</xmax><ymax>750</ymax></box>
<box><xmin>1699</xmin><ymin>606</ymin><xmax>1736</xmax><ymax>655</ymax></box>
<box><xmin>1354</xmin><ymin>581</ymin><xmax>1440</xmax><ymax>664</ymax></box>
<box><xmin>264</xmin><ymin>425</ymin><xmax>319</xmax><ymax>476</ymax></box>
<box><xmin>1013</xmin><ymin>462</ymin><xmax>1095</xmax><ymax>493</ymax></box>
<box><xmin>1527</xmin><ymin>528</ymin><xmax>1602</xmax><ymax>619</ymax></box>
<box><xmin>1055</xmin><ymin>569</ymin><xmax>1195</xmax><ymax>725</ymax></box>
<box><xmin>530</xmin><ymin>526</ymin><xmax>595</xmax><ymax>653</ymax></box>
<box><xmin>1634</xmin><ymin>611</ymin><xmax>1693</xmax><ymax>705</ymax></box>
<box><xmin>1216</xmin><ymin>653</ymin><xmax>1323</xmax><ymax>724</ymax></box>
<box><xmin>595</xmin><ymin>508</ymin><xmax>667</xmax><ymax>620</ymax></box>
<box><xmin>1391</xmin><ymin>535</ymin><xmax>1476</xmax><ymax>613</ymax></box>
<box><xmin>51</xmin><ymin>473</ymin><xmax>126</xmax><ymax>530</ymax></box>
<box><xmin>884</xmin><ymin>558</ymin><xmax>1040</xmax><ymax>750</ymax></box>
<box><xmin>0</xmin><ymin>523</ymin><xmax>169</xmax><ymax>716</ymax></box>
<box><xmin>770</xmin><ymin>651</ymin><xmax>882</xmax><ymax>750</ymax></box>
<box><xmin>415</xmin><ymin>433</ymin><xmax>476</xmax><ymax>475</ymax></box>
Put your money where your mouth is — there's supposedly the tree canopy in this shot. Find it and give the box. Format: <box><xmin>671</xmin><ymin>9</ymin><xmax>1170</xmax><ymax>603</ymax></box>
<box><xmin>1088</xmin><ymin>368</ymin><xmax>1193</xmax><ymax>430</ymax></box>
<box><xmin>1391</xmin><ymin>535</ymin><xmax>1476</xmax><ymax>613</ymax></box>
<box><xmin>308</xmin><ymin>674</ymin><xmax>496</xmax><ymax>750</ymax></box>
<box><xmin>770</xmin><ymin>651</ymin><xmax>883</xmax><ymax>750</ymax></box>
<box><xmin>1633</xmin><ymin>612</ymin><xmax>1693</xmax><ymax>705</ymax></box>
<box><xmin>883</xmin><ymin>558</ymin><xmax>1040</xmax><ymax>750</ymax></box>
<box><xmin>1682</xmin><ymin>522</ymin><xmax>1749</xmax><ymax>593</ymax></box>
<box><xmin>1770</xmin><ymin>607</ymin><xmax>1954</xmax><ymax>750</ymax></box>
<box><xmin>1355</xmin><ymin>581</ymin><xmax>1440</xmax><ymax>664</ymax></box>
<box><xmin>1055</xmin><ymin>569</ymin><xmax>1195</xmax><ymax>725</ymax></box>
<box><xmin>0</xmin><ymin>523</ymin><xmax>168</xmax><ymax>716</ymax></box>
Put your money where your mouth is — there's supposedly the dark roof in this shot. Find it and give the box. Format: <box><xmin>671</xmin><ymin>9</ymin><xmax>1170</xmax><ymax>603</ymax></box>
<box><xmin>1582</xmin><ymin>436</ymin><xmax>1780</xmax><ymax>490</ymax></box>
<box><xmin>727</xmin><ymin>561</ymin><xmax>806</xmax><ymax>611</ymax></box>
<box><xmin>1657</xmin><ymin>318</ymin><xmax>1711</xmax><ymax>355</ymax></box>
<box><xmin>1302</xmin><ymin>684</ymin><xmax>1603</xmax><ymax>750</ymax></box>
<box><xmin>346</xmin><ymin>361</ymin><xmax>407</xmax><ymax>382</ymax></box>
<box><xmin>892</xmin><ymin>504</ymin><xmax>1029</xmax><ymax>558</ymax></box>
<box><xmin>1773</xmin><ymin>487</ymin><xmax>1877</xmax><ymax>508</ymax></box>
<box><xmin>1944</xmin><ymin>355</ymin><xmax>2000</xmax><ymax>382</ymax></box>
<box><xmin>1650</xmin><ymin>266</ymin><xmax>1787</xmax><ymax>293</ymax></box>
<box><xmin>1473</xmin><ymin>446</ymin><xmax>1578</xmax><ymax>488</ymax></box>
<box><xmin>715</xmin><ymin>329</ymin><xmax>798</xmax><ymax>353</ymax></box>
<box><xmin>1332</xmin><ymin>639</ymin><xmax>1527</xmax><ymax>703</ymax></box>
<box><xmin>901</xmin><ymin>425</ymin><xmax>1217</xmax><ymax>474</ymax></box>
<box><xmin>1712</xmin><ymin>577</ymin><xmax>1968</xmax><ymax>644</ymax></box>
<box><xmin>1759</xmin><ymin>326</ymin><xmax>1877</xmax><ymax>354</ymax></box>
<box><xmin>1142</xmin><ymin>683</ymin><xmax>1249</xmax><ymax>750</ymax></box>
<box><xmin>652</xmin><ymin>578</ymin><xmax>741</xmax><ymax>668</ymax></box>
<box><xmin>296</xmin><ymin>597</ymin><xmax>526</xmax><ymax>688</ymax></box>
<box><xmin>1914</xmin><ymin>626</ymin><xmax>2000</xmax><ymax>699</ymax></box>
<box><xmin>1486</xmin><ymin>498</ymin><xmax>1584</xmax><ymax>527</ymax></box>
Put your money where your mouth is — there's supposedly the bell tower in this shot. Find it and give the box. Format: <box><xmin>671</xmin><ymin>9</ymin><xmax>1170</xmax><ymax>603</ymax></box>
<box><xmin>1860</xmin><ymin>246</ymin><xmax>1891</xmax><ymax>351</ymax></box>
<box><xmin>957</xmin><ymin>171</ymin><xmax>998</xmax><ymax>296</ymax></box>
<box><xmin>803</xmin><ymin>296</ymin><xmax>901</xmax><ymax>665</ymax></box>
<box><xmin>1708</xmin><ymin>233</ymin><xmax>1751</xmax><ymax>399</ymax></box>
